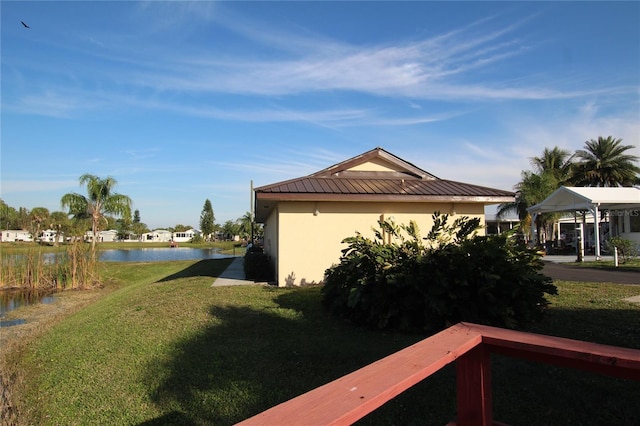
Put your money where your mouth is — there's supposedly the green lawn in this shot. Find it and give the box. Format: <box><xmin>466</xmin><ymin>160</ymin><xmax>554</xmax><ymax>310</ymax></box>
<box><xmin>568</xmin><ymin>257</ymin><xmax>640</xmax><ymax>272</ymax></box>
<box><xmin>7</xmin><ymin>259</ymin><xmax>640</xmax><ymax>425</ymax></box>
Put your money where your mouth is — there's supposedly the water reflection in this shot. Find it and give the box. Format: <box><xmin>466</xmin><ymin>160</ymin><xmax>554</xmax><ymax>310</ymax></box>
<box><xmin>0</xmin><ymin>318</ymin><xmax>26</xmax><ymax>327</ymax></box>
<box><xmin>99</xmin><ymin>247</ymin><xmax>231</xmax><ymax>262</ymax></box>
<box><xmin>0</xmin><ymin>289</ymin><xmax>57</xmax><ymax>320</ymax></box>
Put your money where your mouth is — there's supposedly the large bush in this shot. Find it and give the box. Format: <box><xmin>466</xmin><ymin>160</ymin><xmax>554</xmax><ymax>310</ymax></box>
<box><xmin>243</xmin><ymin>246</ymin><xmax>274</xmax><ymax>282</ymax></box>
<box><xmin>322</xmin><ymin>213</ymin><xmax>557</xmax><ymax>332</ymax></box>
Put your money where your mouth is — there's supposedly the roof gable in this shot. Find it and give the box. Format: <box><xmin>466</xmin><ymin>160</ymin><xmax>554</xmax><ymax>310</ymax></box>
<box><xmin>254</xmin><ymin>147</ymin><xmax>515</xmax><ymax>222</ymax></box>
<box><xmin>310</xmin><ymin>147</ymin><xmax>437</xmax><ymax>180</ymax></box>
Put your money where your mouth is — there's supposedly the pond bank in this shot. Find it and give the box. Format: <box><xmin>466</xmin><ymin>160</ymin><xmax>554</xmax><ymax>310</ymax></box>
<box><xmin>0</xmin><ymin>287</ymin><xmax>109</xmax><ymax>352</ymax></box>
<box><xmin>0</xmin><ymin>286</ymin><xmax>112</xmax><ymax>424</ymax></box>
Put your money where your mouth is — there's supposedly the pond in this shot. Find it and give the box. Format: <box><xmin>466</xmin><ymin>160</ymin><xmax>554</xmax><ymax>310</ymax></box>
<box><xmin>99</xmin><ymin>247</ymin><xmax>233</xmax><ymax>262</ymax></box>
<box><xmin>0</xmin><ymin>289</ymin><xmax>57</xmax><ymax>327</ymax></box>
<box><xmin>1</xmin><ymin>248</ymin><xmax>238</xmax><ymax>324</ymax></box>
<box><xmin>34</xmin><ymin>247</ymin><xmax>237</xmax><ymax>264</ymax></box>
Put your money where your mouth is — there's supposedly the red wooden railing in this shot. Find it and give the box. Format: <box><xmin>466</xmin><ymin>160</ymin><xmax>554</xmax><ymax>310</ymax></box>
<box><xmin>236</xmin><ymin>322</ymin><xmax>640</xmax><ymax>426</ymax></box>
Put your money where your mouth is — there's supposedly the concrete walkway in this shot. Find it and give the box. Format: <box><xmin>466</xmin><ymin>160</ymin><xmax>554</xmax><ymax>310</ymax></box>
<box><xmin>212</xmin><ymin>257</ymin><xmax>259</xmax><ymax>287</ymax></box>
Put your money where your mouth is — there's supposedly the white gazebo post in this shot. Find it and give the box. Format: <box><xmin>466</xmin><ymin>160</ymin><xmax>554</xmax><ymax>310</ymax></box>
<box><xmin>591</xmin><ymin>203</ymin><xmax>601</xmax><ymax>260</ymax></box>
<box><xmin>576</xmin><ymin>220</ymin><xmax>584</xmax><ymax>262</ymax></box>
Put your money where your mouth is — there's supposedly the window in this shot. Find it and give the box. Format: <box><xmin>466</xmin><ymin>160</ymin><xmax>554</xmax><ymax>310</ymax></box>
<box><xmin>630</xmin><ymin>210</ymin><xmax>640</xmax><ymax>233</ymax></box>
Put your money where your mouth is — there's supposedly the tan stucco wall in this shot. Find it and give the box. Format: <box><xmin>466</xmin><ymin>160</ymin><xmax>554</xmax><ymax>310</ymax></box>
<box><xmin>348</xmin><ymin>158</ymin><xmax>399</xmax><ymax>172</ymax></box>
<box><xmin>264</xmin><ymin>201</ymin><xmax>486</xmax><ymax>287</ymax></box>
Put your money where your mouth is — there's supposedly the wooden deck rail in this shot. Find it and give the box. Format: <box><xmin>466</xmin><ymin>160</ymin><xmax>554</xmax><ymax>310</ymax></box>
<box><xmin>236</xmin><ymin>322</ymin><xmax>640</xmax><ymax>426</ymax></box>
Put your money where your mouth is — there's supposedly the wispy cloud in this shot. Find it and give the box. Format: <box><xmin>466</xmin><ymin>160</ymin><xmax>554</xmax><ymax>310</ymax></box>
<box><xmin>121</xmin><ymin>11</ymin><xmax>616</xmax><ymax>103</ymax></box>
<box><xmin>5</xmin><ymin>6</ymin><xmax>634</xmax><ymax>127</ymax></box>
<box><xmin>1</xmin><ymin>179</ymin><xmax>79</xmax><ymax>194</ymax></box>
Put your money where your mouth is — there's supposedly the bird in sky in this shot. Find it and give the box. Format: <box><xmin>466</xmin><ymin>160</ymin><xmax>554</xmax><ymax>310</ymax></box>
<box><xmin>21</xmin><ymin>21</ymin><xmax>30</xmax><ymax>29</ymax></box>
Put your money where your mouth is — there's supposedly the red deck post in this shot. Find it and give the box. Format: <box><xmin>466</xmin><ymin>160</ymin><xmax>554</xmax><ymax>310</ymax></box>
<box><xmin>237</xmin><ymin>323</ymin><xmax>640</xmax><ymax>425</ymax></box>
<box><xmin>456</xmin><ymin>344</ymin><xmax>492</xmax><ymax>426</ymax></box>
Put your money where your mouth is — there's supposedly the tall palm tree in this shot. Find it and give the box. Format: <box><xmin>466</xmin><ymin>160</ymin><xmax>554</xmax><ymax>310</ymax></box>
<box><xmin>530</xmin><ymin>146</ymin><xmax>573</xmax><ymax>185</ymax></box>
<box><xmin>572</xmin><ymin>136</ymin><xmax>640</xmax><ymax>187</ymax></box>
<box><xmin>497</xmin><ymin>170</ymin><xmax>558</xmax><ymax>244</ymax></box>
<box><xmin>61</xmin><ymin>174</ymin><xmax>132</xmax><ymax>256</ymax></box>
<box><xmin>238</xmin><ymin>212</ymin><xmax>253</xmax><ymax>240</ymax></box>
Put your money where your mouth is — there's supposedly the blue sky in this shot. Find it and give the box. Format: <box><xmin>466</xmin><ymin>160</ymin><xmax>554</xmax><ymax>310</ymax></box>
<box><xmin>2</xmin><ymin>1</ymin><xmax>639</xmax><ymax>230</ymax></box>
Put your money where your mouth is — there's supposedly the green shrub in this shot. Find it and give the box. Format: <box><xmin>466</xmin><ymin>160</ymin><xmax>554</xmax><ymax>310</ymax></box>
<box><xmin>243</xmin><ymin>246</ymin><xmax>274</xmax><ymax>282</ymax></box>
<box><xmin>322</xmin><ymin>213</ymin><xmax>557</xmax><ymax>332</ymax></box>
<box><xmin>605</xmin><ymin>236</ymin><xmax>638</xmax><ymax>264</ymax></box>
<box><xmin>189</xmin><ymin>234</ymin><xmax>205</xmax><ymax>244</ymax></box>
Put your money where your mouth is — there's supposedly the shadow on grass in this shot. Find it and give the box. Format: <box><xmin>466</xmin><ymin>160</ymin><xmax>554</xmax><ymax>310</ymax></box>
<box><xmin>493</xmin><ymin>305</ymin><xmax>640</xmax><ymax>425</ymax></box>
<box><xmin>139</xmin><ymin>287</ymin><xmax>640</xmax><ymax>426</ymax></box>
<box><xmin>139</xmin><ymin>287</ymin><xmax>431</xmax><ymax>425</ymax></box>
<box><xmin>157</xmin><ymin>258</ymin><xmax>233</xmax><ymax>282</ymax></box>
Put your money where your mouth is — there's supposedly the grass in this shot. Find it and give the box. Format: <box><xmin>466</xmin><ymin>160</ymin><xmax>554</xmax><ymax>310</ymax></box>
<box><xmin>3</xmin><ymin>260</ymin><xmax>640</xmax><ymax>425</ymax></box>
<box><xmin>567</xmin><ymin>257</ymin><xmax>640</xmax><ymax>272</ymax></box>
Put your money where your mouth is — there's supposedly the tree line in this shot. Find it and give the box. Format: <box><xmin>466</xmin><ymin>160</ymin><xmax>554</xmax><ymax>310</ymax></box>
<box><xmin>1</xmin><ymin>174</ymin><xmax>259</xmax><ymax>248</ymax></box>
<box><xmin>497</xmin><ymin>136</ymin><xmax>640</xmax><ymax>244</ymax></box>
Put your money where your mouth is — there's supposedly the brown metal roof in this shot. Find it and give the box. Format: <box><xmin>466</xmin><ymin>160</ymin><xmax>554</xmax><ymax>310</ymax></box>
<box><xmin>254</xmin><ymin>147</ymin><xmax>515</xmax><ymax>221</ymax></box>
<box><xmin>256</xmin><ymin>176</ymin><xmax>514</xmax><ymax>200</ymax></box>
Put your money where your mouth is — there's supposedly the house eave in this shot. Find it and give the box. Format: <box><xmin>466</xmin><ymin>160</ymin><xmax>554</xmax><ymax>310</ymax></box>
<box><xmin>254</xmin><ymin>193</ymin><xmax>514</xmax><ymax>223</ymax></box>
<box><xmin>256</xmin><ymin>192</ymin><xmax>513</xmax><ymax>203</ymax></box>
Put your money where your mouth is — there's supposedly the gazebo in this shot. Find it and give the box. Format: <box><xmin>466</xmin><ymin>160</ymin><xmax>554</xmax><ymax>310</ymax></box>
<box><xmin>527</xmin><ymin>186</ymin><xmax>640</xmax><ymax>259</ymax></box>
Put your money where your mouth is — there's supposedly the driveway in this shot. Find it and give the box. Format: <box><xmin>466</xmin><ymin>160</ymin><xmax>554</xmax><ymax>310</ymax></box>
<box><xmin>542</xmin><ymin>261</ymin><xmax>640</xmax><ymax>285</ymax></box>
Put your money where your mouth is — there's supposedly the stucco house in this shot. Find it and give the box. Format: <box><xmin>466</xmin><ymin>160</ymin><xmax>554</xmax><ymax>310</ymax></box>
<box><xmin>254</xmin><ymin>147</ymin><xmax>515</xmax><ymax>287</ymax></box>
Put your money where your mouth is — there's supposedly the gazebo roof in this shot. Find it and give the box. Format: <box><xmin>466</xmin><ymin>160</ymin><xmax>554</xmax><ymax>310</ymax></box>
<box><xmin>528</xmin><ymin>186</ymin><xmax>640</xmax><ymax>214</ymax></box>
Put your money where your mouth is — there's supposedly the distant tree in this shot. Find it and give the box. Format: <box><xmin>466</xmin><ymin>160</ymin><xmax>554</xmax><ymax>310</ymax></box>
<box><xmin>49</xmin><ymin>211</ymin><xmax>70</xmax><ymax>246</ymax></box>
<box><xmin>0</xmin><ymin>199</ymin><xmax>19</xmax><ymax>230</ymax></box>
<box><xmin>222</xmin><ymin>220</ymin><xmax>240</xmax><ymax>240</ymax></box>
<box><xmin>132</xmin><ymin>222</ymin><xmax>149</xmax><ymax>241</ymax></box>
<box><xmin>61</xmin><ymin>174</ymin><xmax>132</xmax><ymax>258</ymax></box>
<box><xmin>116</xmin><ymin>217</ymin><xmax>132</xmax><ymax>241</ymax></box>
<box><xmin>28</xmin><ymin>207</ymin><xmax>50</xmax><ymax>243</ymax></box>
<box><xmin>173</xmin><ymin>224</ymin><xmax>191</xmax><ymax>232</ymax></box>
<box><xmin>133</xmin><ymin>209</ymin><xmax>141</xmax><ymax>224</ymax></box>
<box><xmin>572</xmin><ymin>136</ymin><xmax>640</xmax><ymax>187</ymax></box>
<box><xmin>200</xmin><ymin>199</ymin><xmax>215</xmax><ymax>241</ymax></box>
<box><xmin>17</xmin><ymin>207</ymin><xmax>29</xmax><ymax>230</ymax></box>
<box><xmin>238</xmin><ymin>212</ymin><xmax>253</xmax><ymax>239</ymax></box>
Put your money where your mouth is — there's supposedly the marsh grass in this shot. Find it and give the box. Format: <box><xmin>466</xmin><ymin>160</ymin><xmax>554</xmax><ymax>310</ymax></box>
<box><xmin>0</xmin><ymin>243</ymin><xmax>97</xmax><ymax>290</ymax></box>
<box><xmin>4</xmin><ymin>260</ymin><xmax>640</xmax><ymax>426</ymax></box>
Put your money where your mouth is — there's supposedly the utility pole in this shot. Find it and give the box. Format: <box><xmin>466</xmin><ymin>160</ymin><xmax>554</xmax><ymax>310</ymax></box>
<box><xmin>250</xmin><ymin>180</ymin><xmax>254</xmax><ymax>245</ymax></box>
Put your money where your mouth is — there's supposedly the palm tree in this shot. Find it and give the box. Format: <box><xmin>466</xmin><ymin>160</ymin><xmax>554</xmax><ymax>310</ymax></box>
<box><xmin>238</xmin><ymin>212</ymin><xmax>253</xmax><ymax>240</ymax></box>
<box><xmin>531</xmin><ymin>146</ymin><xmax>573</xmax><ymax>185</ymax></box>
<box><xmin>572</xmin><ymin>136</ymin><xmax>640</xmax><ymax>187</ymax></box>
<box><xmin>61</xmin><ymin>174</ymin><xmax>132</xmax><ymax>257</ymax></box>
<box><xmin>497</xmin><ymin>170</ymin><xmax>558</xmax><ymax>244</ymax></box>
